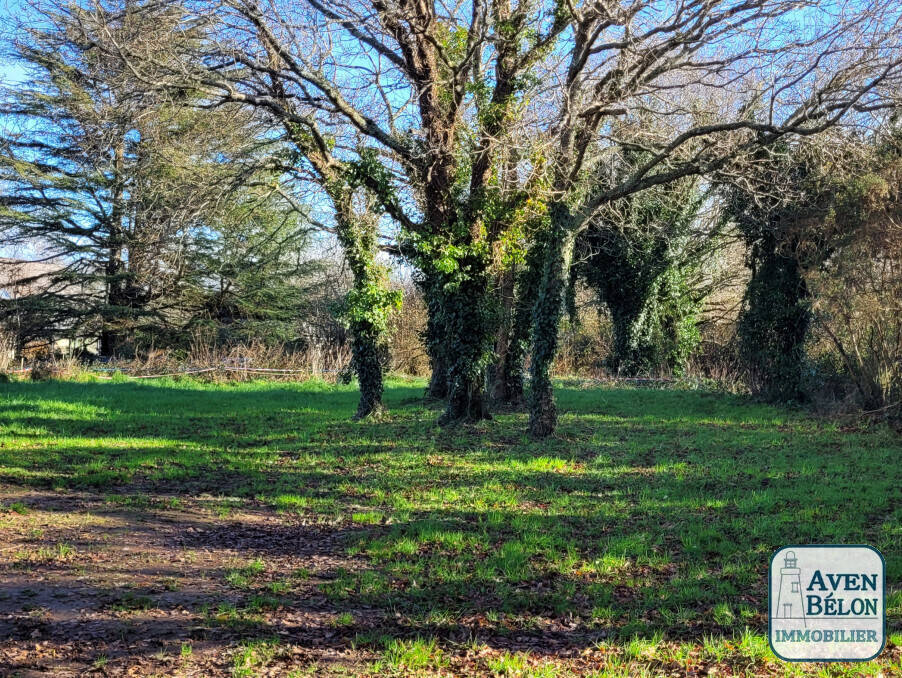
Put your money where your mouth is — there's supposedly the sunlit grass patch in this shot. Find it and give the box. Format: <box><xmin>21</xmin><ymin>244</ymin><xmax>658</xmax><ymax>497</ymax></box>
<box><xmin>486</xmin><ymin>651</ymin><xmax>529</xmax><ymax>676</ymax></box>
<box><xmin>510</xmin><ymin>456</ymin><xmax>579</xmax><ymax>473</ymax></box>
<box><xmin>231</xmin><ymin>637</ymin><xmax>282</xmax><ymax>677</ymax></box>
<box><xmin>351</xmin><ymin>510</ymin><xmax>383</xmax><ymax>525</ymax></box>
<box><xmin>486</xmin><ymin>651</ymin><xmax>570</xmax><ymax>677</ymax></box>
<box><xmin>321</xmin><ymin>568</ymin><xmax>391</xmax><ymax>601</ymax></box>
<box><xmin>1</xmin><ymin>378</ymin><xmax>900</xmax><ymax>675</ymax></box>
<box><xmin>13</xmin><ymin>541</ymin><xmax>77</xmax><ymax>567</ymax></box>
<box><xmin>331</xmin><ymin>612</ymin><xmax>355</xmax><ymax>627</ymax></box>
<box><xmin>224</xmin><ymin>558</ymin><xmax>266</xmax><ymax>589</ymax></box>
<box><xmin>736</xmin><ymin>626</ymin><xmax>773</xmax><ymax>662</ymax></box>
<box><xmin>273</xmin><ymin>493</ymin><xmax>312</xmax><ymax>512</ymax></box>
<box><xmin>379</xmin><ymin>636</ymin><xmax>447</xmax><ymax>672</ymax></box>
<box><xmin>247</xmin><ymin>594</ymin><xmax>281</xmax><ymax>612</ymax></box>
<box><xmin>488</xmin><ymin>539</ymin><xmax>535</xmax><ymax>581</ymax></box>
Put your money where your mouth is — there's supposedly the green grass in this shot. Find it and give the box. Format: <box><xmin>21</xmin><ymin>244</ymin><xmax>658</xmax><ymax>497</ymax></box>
<box><xmin>379</xmin><ymin>636</ymin><xmax>447</xmax><ymax>672</ymax></box>
<box><xmin>1</xmin><ymin>500</ymin><xmax>29</xmax><ymax>514</ymax></box>
<box><xmin>231</xmin><ymin>637</ymin><xmax>282</xmax><ymax>677</ymax></box>
<box><xmin>1</xmin><ymin>376</ymin><xmax>900</xmax><ymax>675</ymax></box>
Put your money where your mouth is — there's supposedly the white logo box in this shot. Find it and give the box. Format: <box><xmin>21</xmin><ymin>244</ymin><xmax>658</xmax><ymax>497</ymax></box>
<box><xmin>769</xmin><ymin>545</ymin><xmax>885</xmax><ymax>661</ymax></box>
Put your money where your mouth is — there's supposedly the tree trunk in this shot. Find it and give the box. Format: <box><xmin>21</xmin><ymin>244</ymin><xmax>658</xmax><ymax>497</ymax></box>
<box><xmin>426</xmin><ymin>356</ymin><xmax>449</xmax><ymax>400</ymax></box>
<box><xmin>493</xmin><ymin>237</ymin><xmax>546</xmax><ymax>409</ymax></box>
<box><xmin>102</xmin><ymin>253</ymin><xmax>125</xmax><ymax>359</ymax></box>
<box><xmin>497</xmin><ymin>339</ymin><xmax>526</xmax><ymax>407</ymax></box>
<box><xmin>422</xmin><ymin>273</ymin><xmax>449</xmax><ymax>400</ymax></box>
<box><xmin>528</xmin><ymin>203</ymin><xmax>575</xmax><ymax>438</ymax></box>
<box><xmin>440</xmin><ymin>368</ymin><xmax>490</xmax><ymax>423</ymax></box>
<box><xmin>438</xmin><ymin>270</ymin><xmax>494</xmax><ymax>424</ymax></box>
<box><xmin>490</xmin><ymin>267</ymin><xmax>517</xmax><ymax>405</ymax></box>
<box><xmin>100</xmin><ymin>330</ymin><xmax>119</xmax><ymax>359</ymax></box>
<box><xmin>343</xmin><ymin>241</ymin><xmax>389</xmax><ymax>420</ymax></box>
<box><xmin>738</xmin><ymin>246</ymin><xmax>811</xmax><ymax>401</ymax></box>
<box><xmin>280</xmin><ymin>119</ymin><xmax>395</xmax><ymax>421</ymax></box>
<box><xmin>609</xmin><ymin>302</ymin><xmax>658</xmax><ymax>376</ymax></box>
<box><xmin>331</xmin><ymin>200</ymin><xmax>390</xmax><ymax>421</ymax></box>
<box><xmin>102</xmin><ymin>143</ymin><xmax>127</xmax><ymax>360</ymax></box>
<box><xmin>350</xmin><ymin>323</ymin><xmax>385</xmax><ymax>420</ymax></box>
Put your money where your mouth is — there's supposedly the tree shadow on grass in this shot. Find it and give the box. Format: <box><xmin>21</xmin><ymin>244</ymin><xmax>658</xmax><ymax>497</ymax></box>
<box><xmin>0</xmin><ymin>379</ymin><xmax>899</xmax><ymax>673</ymax></box>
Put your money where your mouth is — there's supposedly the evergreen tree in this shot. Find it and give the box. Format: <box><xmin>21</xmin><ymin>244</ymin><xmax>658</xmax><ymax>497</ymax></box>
<box><xmin>0</xmin><ymin>0</ymin><xmax>281</xmax><ymax>356</ymax></box>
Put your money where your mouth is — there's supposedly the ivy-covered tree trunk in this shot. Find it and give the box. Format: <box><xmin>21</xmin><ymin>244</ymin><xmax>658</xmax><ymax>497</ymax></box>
<box><xmin>489</xmin><ymin>267</ymin><xmax>516</xmax><ymax>404</ymax></box>
<box><xmin>348</xmin><ymin>318</ymin><xmax>385</xmax><ymax>419</ymax></box>
<box><xmin>282</xmin><ymin>134</ymin><xmax>399</xmax><ymax>421</ymax></box>
<box><xmin>574</xmin><ymin>172</ymin><xmax>703</xmax><ymax>377</ymax></box>
<box><xmin>438</xmin><ymin>263</ymin><xmax>495</xmax><ymax>424</ymax></box>
<box><xmin>722</xmin><ymin>143</ymin><xmax>859</xmax><ymax>404</ymax></box>
<box><xmin>342</xmin><ymin>223</ymin><xmax>389</xmax><ymax>420</ymax></box>
<box><xmin>425</xmin><ymin>343</ymin><xmax>449</xmax><ymax>400</ymax></box>
<box><xmin>494</xmin><ymin>237</ymin><xmax>545</xmax><ymax>408</ymax></box>
<box><xmin>326</xmin><ymin>171</ymin><xmax>398</xmax><ymax>420</ymax></box>
<box><xmin>427</xmin><ymin>361</ymin><xmax>449</xmax><ymax>399</ymax></box>
<box><xmin>420</xmin><ymin>270</ymin><xmax>449</xmax><ymax>400</ymax></box>
<box><xmin>336</xmin><ymin>214</ymin><xmax>397</xmax><ymax>420</ymax></box>
<box><xmin>738</xmin><ymin>244</ymin><xmax>811</xmax><ymax>401</ymax></box>
<box><xmin>496</xmin><ymin>313</ymin><xmax>528</xmax><ymax>408</ymax></box>
<box><xmin>528</xmin><ymin>203</ymin><xmax>575</xmax><ymax>438</ymax></box>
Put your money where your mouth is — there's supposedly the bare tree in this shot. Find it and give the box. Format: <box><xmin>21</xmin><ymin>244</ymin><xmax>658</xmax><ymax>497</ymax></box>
<box><xmin>519</xmin><ymin>0</ymin><xmax>902</xmax><ymax>436</ymax></box>
<box><xmin>143</xmin><ymin>0</ymin><xmax>561</xmax><ymax>422</ymax></box>
<box><xmin>79</xmin><ymin>0</ymin><xmax>901</xmax><ymax>432</ymax></box>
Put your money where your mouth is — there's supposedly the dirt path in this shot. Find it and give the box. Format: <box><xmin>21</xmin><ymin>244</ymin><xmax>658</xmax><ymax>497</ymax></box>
<box><xmin>0</xmin><ymin>488</ymin><xmax>377</xmax><ymax>677</ymax></box>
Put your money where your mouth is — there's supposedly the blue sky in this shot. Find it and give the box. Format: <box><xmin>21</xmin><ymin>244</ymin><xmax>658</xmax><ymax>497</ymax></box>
<box><xmin>1</xmin><ymin>0</ymin><xmax>28</xmax><ymax>259</ymax></box>
<box><xmin>0</xmin><ymin>0</ymin><xmax>26</xmax><ymax>84</ymax></box>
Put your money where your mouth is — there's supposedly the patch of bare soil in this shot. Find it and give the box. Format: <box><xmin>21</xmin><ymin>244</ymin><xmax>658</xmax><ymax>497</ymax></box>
<box><xmin>4</xmin><ymin>487</ymin><xmax>899</xmax><ymax>677</ymax></box>
<box><xmin>0</xmin><ymin>487</ymin><xmax>376</xmax><ymax>677</ymax></box>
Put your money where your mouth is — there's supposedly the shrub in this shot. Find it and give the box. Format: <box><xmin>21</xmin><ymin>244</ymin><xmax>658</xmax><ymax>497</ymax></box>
<box><xmin>809</xmin><ymin>213</ymin><xmax>902</xmax><ymax>419</ymax></box>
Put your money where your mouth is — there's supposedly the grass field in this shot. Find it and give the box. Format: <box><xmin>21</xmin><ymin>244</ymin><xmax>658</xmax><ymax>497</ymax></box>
<box><xmin>0</xmin><ymin>377</ymin><xmax>900</xmax><ymax>676</ymax></box>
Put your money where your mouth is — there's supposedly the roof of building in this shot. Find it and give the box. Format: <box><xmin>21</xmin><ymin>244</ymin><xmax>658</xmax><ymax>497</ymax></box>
<box><xmin>0</xmin><ymin>258</ymin><xmax>66</xmax><ymax>297</ymax></box>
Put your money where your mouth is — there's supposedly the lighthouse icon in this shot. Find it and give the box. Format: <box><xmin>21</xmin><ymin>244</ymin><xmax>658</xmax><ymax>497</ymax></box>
<box><xmin>774</xmin><ymin>551</ymin><xmax>806</xmax><ymax>626</ymax></box>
